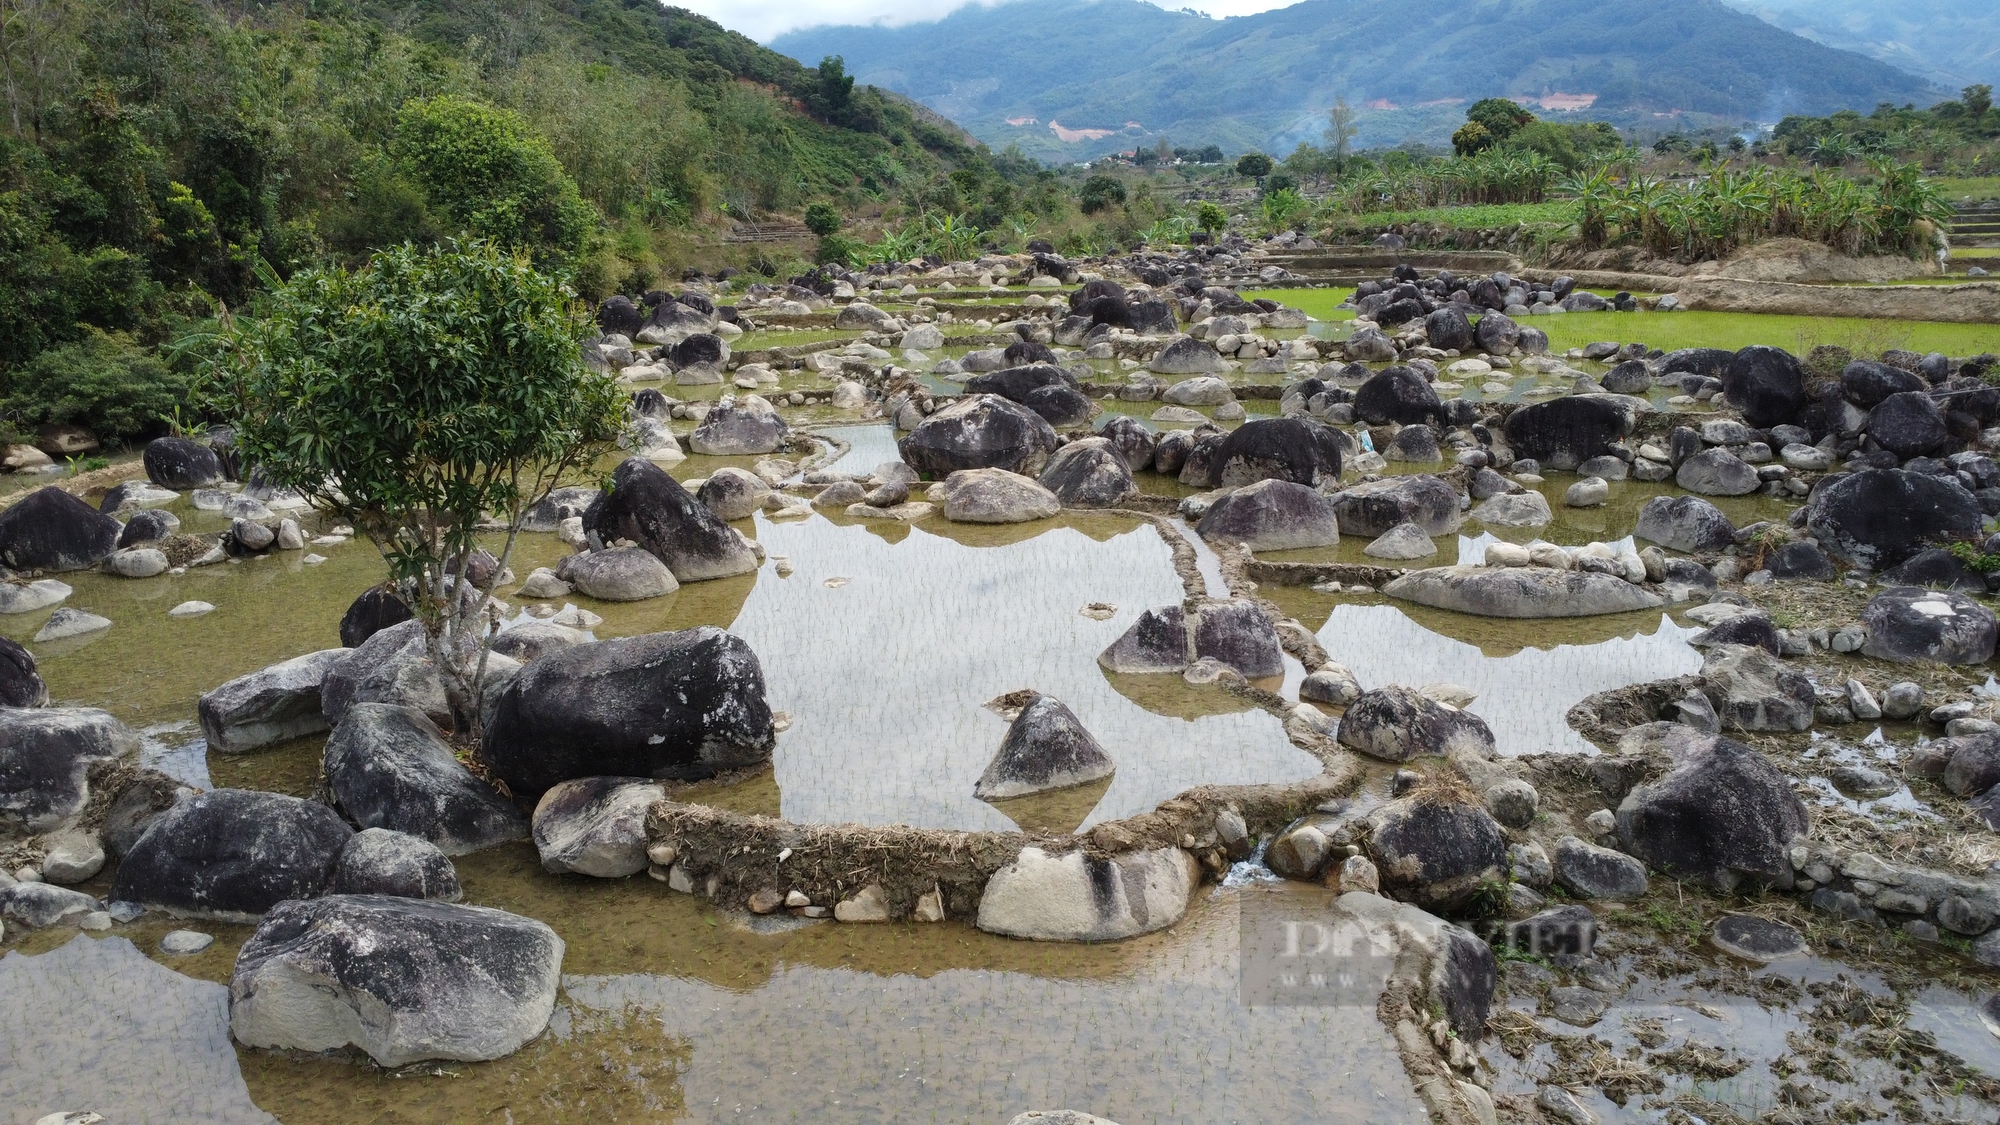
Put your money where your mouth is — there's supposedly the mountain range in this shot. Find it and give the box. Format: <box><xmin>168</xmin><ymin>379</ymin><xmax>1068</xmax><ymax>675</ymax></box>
<box><xmin>1723</xmin><ymin>0</ymin><xmax>2000</xmax><ymax>92</ymax></box>
<box><xmin>771</xmin><ymin>0</ymin><xmax>1946</xmax><ymax>159</ymax></box>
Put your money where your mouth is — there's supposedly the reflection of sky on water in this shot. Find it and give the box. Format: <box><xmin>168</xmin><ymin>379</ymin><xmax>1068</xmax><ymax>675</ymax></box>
<box><xmin>561</xmin><ymin>888</ymin><xmax>1420</xmax><ymax>1125</ymax></box>
<box><xmin>1314</xmin><ymin>602</ymin><xmax>1702</xmax><ymax>756</ymax></box>
<box><xmin>0</xmin><ymin>935</ymin><xmax>276</xmax><ymax>1124</ymax></box>
<box><xmin>814</xmin><ymin>423</ymin><xmax>902</xmax><ymax>472</ymax></box>
<box><xmin>733</xmin><ymin>517</ymin><xmax>1320</xmax><ymax>830</ymax></box>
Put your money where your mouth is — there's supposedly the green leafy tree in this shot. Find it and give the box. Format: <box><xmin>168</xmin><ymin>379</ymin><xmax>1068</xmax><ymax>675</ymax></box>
<box><xmin>1197</xmin><ymin>202</ymin><xmax>1228</xmax><ymax>234</ymax></box>
<box><xmin>1967</xmin><ymin>84</ymin><xmax>1994</xmax><ymax>119</ymax></box>
<box><xmin>815</xmin><ymin>56</ymin><xmax>855</xmax><ymax>118</ymax></box>
<box><xmin>5</xmin><ymin>327</ymin><xmax>185</xmax><ymax>440</ymax></box>
<box><xmin>200</xmin><ymin>240</ymin><xmax>623</xmax><ymax>734</ymax></box>
<box><xmin>1466</xmin><ymin>98</ymin><xmax>1536</xmax><ymax>143</ymax></box>
<box><xmin>1262</xmin><ymin>170</ymin><xmax>1298</xmax><ymax>196</ymax></box>
<box><xmin>803</xmin><ymin>201</ymin><xmax>842</xmax><ymax>237</ymax></box>
<box><xmin>391</xmin><ymin>96</ymin><xmax>598</xmax><ymax>263</ymax></box>
<box><xmin>1234</xmin><ymin>152</ymin><xmax>1273</xmax><ymax>179</ymax></box>
<box><xmin>1078</xmin><ymin>174</ymin><xmax>1126</xmax><ymax>215</ymax></box>
<box><xmin>1195</xmin><ymin>144</ymin><xmax>1224</xmax><ymax>164</ymax></box>
<box><xmin>1452</xmin><ymin>121</ymin><xmax>1492</xmax><ymax>157</ymax></box>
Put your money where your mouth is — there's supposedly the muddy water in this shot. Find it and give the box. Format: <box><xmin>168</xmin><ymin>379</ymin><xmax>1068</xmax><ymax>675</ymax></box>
<box><xmin>4</xmin><ymin>877</ymin><xmax>1422</xmax><ymax>1125</ymax></box>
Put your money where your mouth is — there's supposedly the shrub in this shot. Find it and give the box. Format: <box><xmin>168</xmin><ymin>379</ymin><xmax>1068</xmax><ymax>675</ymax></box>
<box><xmin>1196</xmin><ymin>202</ymin><xmax>1228</xmax><ymax>233</ymax></box>
<box><xmin>3</xmin><ymin>328</ymin><xmax>186</xmax><ymax>441</ymax></box>
<box><xmin>1235</xmin><ymin>153</ymin><xmax>1273</xmax><ymax>179</ymax></box>
<box><xmin>1078</xmin><ymin>175</ymin><xmax>1126</xmax><ymax>215</ymax></box>
<box><xmin>803</xmin><ymin>201</ymin><xmax>843</xmax><ymax>237</ymax></box>
<box><xmin>390</xmin><ymin>97</ymin><xmax>598</xmax><ymax>263</ymax></box>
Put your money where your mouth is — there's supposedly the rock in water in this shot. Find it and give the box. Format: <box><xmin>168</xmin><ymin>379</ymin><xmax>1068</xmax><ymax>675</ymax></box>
<box><xmin>975</xmin><ymin>846</ymin><xmax>1196</xmax><ymax>941</ymax></box>
<box><xmin>1097</xmin><ymin>605</ymin><xmax>1191</xmax><ymax>673</ymax></box>
<box><xmin>1502</xmin><ymin>397</ymin><xmax>1630</xmax><ymax>471</ymax></box>
<box><xmin>938</xmin><ymin>468</ymin><xmax>1060</xmax><ymax>523</ymax></box>
<box><xmin>974</xmin><ymin>693</ymin><xmax>1115</xmax><ymax>800</ymax></box>
<box><xmin>481</xmin><ymin>627</ymin><xmax>775</xmax><ymax>796</ymax></box>
<box><xmin>198</xmin><ymin>649</ymin><xmax>348</xmax><ymax>753</ymax></box>
<box><xmin>1383</xmin><ymin>566</ymin><xmax>1661</xmax><ymax>618</ymax></box>
<box><xmin>1635</xmin><ymin>495</ymin><xmax>1735</xmax><ymax>553</ymax></box>
<box><xmin>1675</xmin><ymin>448</ymin><xmax>1759</xmax><ymax>496</ymax></box>
<box><xmin>1711</xmin><ymin>914</ymin><xmax>1805</xmax><ymax>962</ymax></box>
<box><xmin>0</xmin><ymin>881</ymin><xmax>102</xmax><ymax>928</ymax></box>
<box><xmin>688</xmin><ymin>394</ymin><xmax>788</xmax><ymax>456</ymax></box>
<box><xmin>1206</xmin><ymin>418</ymin><xmax>1343</xmax><ymax>488</ymax></box>
<box><xmin>1616</xmin><ymin>736</ymin><xmax>1807</xmax><ymax>890</ymax></box>
<box><xmin>0</xmin><ymin>487</ymin><xmax>122</xmax><ymax>572</ymax></box>
<box><xmin>1860</xmin><ymin>587</ymin><xmax>1998</xmax><ymax>664</ymax></box>
<box><xmin>338</xmin><ymin>586</ymin><xmax>413</xmax><ymax>648</ymax></box>
<box><xmin>142</xmin><ymin>435</ymin><xmax>224</xmax><ymax>489</ymax></box>
<box><xmin>1363</xmin><ymin>522</ymin><xmax>1436</xmax><ymax>560</ymax></box>
<box><xmin>113</xmin><ymin>789</ymin><xmax>353</xmax><ymax>920</ymax></box>
<box><xmin>1037</xmin><ymin>437</ymin><xmax>1137</xmax><ymax>508</ymax></box>
<box><xmin>557</xmin><ymin>547</ymin><xmax>679</xmax><ymax>602</ymax></box>
<box><xmin>325</xmin><ymin>703</ymin><xmax>529</xmax><ymax>854</ymax></box>
<box><xmin>0</xmin><ymin>635</ymin><xmax>46</xmax><ymax>707</ymax></box>
<box><xmin>531</xmin><ymin>776</ymin><xmax>665</xmax><ymax>878</ymax></box>
<box><xmin>1337</xmin><ymin>686</ymin><xmax>1495</xmax><ymax>762</ymax></box>
<box><xmin>1195</xmin><ymin>479</ymin><xmax>1340</xmax><ymax>551</ymax></box>
<box><xmin>319</xmin><ymin>620</ymin><xmax>449</xmax><ymax>728</ymax></box>
<box><xmin>1805</xmin><ymin>468</ymin><xmax>1981</xmax><ymax>570</ymax></box>
<box><xmin>1551</xmin><ymin>835</ymin><xmax>1648</xmax><ymax>900</ymax></box>
<box><xmin>897</xmin><ymin>394</ymin><xmax>1059</xmax><ymax>478</ymax></box>
<box><xmin>1720</xmin><ymin>345</ymin><xmax>1805</xmax><ymax>428</ymax></box>
<box><xmin>1329</xmin><ymin>475</ymin><xmax>1463</xmax><ymax>537</ymax></box>
<box><xmin>583</xmin><ymin>456</ymin><xmax>757</xmax><ymax>582</ymax></box>
<box><xmin>229</xmin><ymin>895</ymin><xmax>563</xmax><ymax>1066</ymax></box>
<box><xmin>1352</xmin><ymin>367</ymin><xmax>1442</xmax><ymax>426</ymax></box>
<box><xmin>1147</xmin><ymin>335</ymin><xmax>1224</xmax><ymax>375</ymax></box>
<box><xmin>0</xmin><ymin>707</ymin><xmax>140</xmax><ymax>833</ymax></box>
<box><xmin>327</xmin><ymin>828</ymin><xmax>462</xmax><ymax>901</ymax></box>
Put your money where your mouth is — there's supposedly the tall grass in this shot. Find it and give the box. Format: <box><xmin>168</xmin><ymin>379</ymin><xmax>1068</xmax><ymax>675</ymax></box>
<box><xmin>1565</xmin><ymin>158</ymin><xmax>1953</xmax><ymax>263</ymax></box>
<box><xmin>1324</xmin><ymin>150</ymin><xmax>1563</xmax><ymax>214</ymax></box>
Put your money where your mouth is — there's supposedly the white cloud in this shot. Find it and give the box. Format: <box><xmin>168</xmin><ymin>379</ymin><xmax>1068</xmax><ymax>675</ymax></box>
<box><xmin>677</xmin><ymin>0</ymin><xmax>1305</xmax><ymax>44</ymax></box>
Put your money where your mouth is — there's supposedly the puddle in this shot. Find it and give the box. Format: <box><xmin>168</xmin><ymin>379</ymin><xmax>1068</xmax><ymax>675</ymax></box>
<box><xmin>733</xmin><ymin>514</ymin><xmax>1321</xmax><ymax>830</ymax></box>
<box><xmin>0</xmin><ymin>934</ymin><xmax>276</xmax><ymax>1124</ymax></box>
<box><xmin>5</xmin><ymin>876</ymin><xmax>1422</xmax><ymax>1124</ymax></box>
<box><xmin>1293</xmin><ymin>602</ymin><xmax>1701</xmax><ymax>756</ymax></box>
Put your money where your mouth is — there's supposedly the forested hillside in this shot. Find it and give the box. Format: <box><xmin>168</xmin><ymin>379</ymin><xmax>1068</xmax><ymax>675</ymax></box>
<box><xmin>0</xmin><ymin>0</ymin><xmax>973</xmax><ymax>444</ymax></box>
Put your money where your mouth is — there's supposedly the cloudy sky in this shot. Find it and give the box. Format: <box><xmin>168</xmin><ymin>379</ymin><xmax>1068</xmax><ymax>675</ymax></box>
<box><xmin>678</xmin><ymin>0</ymin><xmax>1304</xmax><ymax>43</ymax></box>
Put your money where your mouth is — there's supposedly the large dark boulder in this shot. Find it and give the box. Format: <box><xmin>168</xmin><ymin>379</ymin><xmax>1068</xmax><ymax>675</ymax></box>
<box><xmin>531</xmin><ymin>776</ymin><xmax>665</xmax><ymax>877</ymax></box>
<box><xmin>1474</xmin><ymin>310</ymin><xmax>1519</xmax><ymax>353</ymax></box>
<box><xmin>113</xmin><ymin>789</ymin><xmax>353</xmax><ymax>920</ymax></box>
<box><xmin>326</xmin><ymin>703</ymin><xmax>529</xmax><ymax>854</ymax></box>
<box><xmin>1860</xmin><ymin>587</ymin><xmax>1998</xmax><ymax>664</ymax></box>
<box><xmin>1634</xmin><ymin>495</ymin><xmax>1735</xmax><ymax>553</ymax></box>
<box><xmin>1097</xmin><ymin>415</ymin><xmax>1157</xmax><ymax>472</ymax></box>
<box><xmin>229</xmin><ymin>895</ymin><xmax>563</xmax><ymax>1066</ymax></box>
<box><xmin>596</xmin><ymin>295</ymin><xmax>644</xmax><ymax>338</ymax></box>
<box><xmin>1879</xmin><ymin>547</ymin><xmax>1986</xmax><ymax>592</ymax></box>
<box><xmin>1365</xmin><ymin>797</ymin><xmax>1509</xmax><ymax>909</ymax></box>
<box><xmin>1337</xmin><ymin>686</ymin><xmax>1495</xmax><ymax>763</ymax></box>
<box><xmin>327</xmin><ymin>828</ymin><xmax>462</xmax><ymax>901</ymax></box>
<box><xmin>0</xmin><ymin>706</ymin><xmax>138</xmax><ymax>833</ymax></box>
<box><xmin>963</xmin><ymin>364</ymin><xmax>1073</xmax><ymax>404</ymax></box>
<box><xmin>0</xmin><ymin>636</ymin><xmax>46</xmax><ymax>708</ymax></box>
<box><xmin>1842</xmin><ymin>360</ymin><xmax>1926</xmax><ymax>408</ymax></box>
<box><xmin>1037</xmin><ymin>437</ymin><xmax>1136</xmax><ymax>507</ymax></box>
<box><xmin>0</xmin><ymin>487</ymin><xmax>121</xmax><ymax>572</ymax></box>
<box><xmin>973</xmin><ymin>693</ymin><xmax>1115</xmax><ymax>800</ymax></box>
<box><xmin>1503</xmin><ymin>397</ymin><xmax>1631</xmax><ymax>471</ymax></box>
<box><xmin>480</xmin><ymin>627</ymin><xmax>775</xmax><ymax>796</ymax></box>
<box><xmin>1329</xmin><ymin>475</ymin><xmax>1463</xmax><ymax>537</ymax></box>
<box><xmin>669</xmin><ymin>332</ymin><xmax>726</xmax><ymax>371</ymax></box>
<box><xmin>1195</xmin><ymin>479</ymin><xmax>1340</xmax><ymax>551</ymax></box>
<box><xmin>1805</xmin><ymin>469</ymin><xmax>1982</xmax><ymax>570</ymax></box>
<box><xmin>199</xmin><ymin>649</ymin><xmax>349</xmax><ymax>753</ymax></box>
<box><xmin>1659</xmin><ymin>348</ymin><xmax>1734</xmax><ymax>380</ymax></box>
<box><xmin>687</xmin><ymin>395</ymin><xmax>786</xmax><ymax>456</ymax></box>
<box><xmin>1423</xmin><ymin>307</ymin><xmax>1473</xmax><ymax>352</ymax></box>
<box><xmin>1206</xmin><ymin>417</ymin><xmax>1343</xmax><ymax>488</ymax></box>
<box><xmin>1867</xmin><ymin>391</ymin><xmax>1947</xmax><ymax>459</ymax></box>
<box><xmin>339</xmin><ymin>586</ymin><xmax>413</xmax><ymax>649</ymax></box>
<box><xmin>1352</xmin><ymin>367</ymin><xmax>1442</xmax><ymax>425</ymax></box>
<box><xmin>1722</xmin><ymin>346</ymin><xmax>1807</xmax><ymax>428</ymax></box>
<box><xmin>897</xmin><ymin>394</ymin><xmax>1059</xmax><ymax>478</ymax></box>
<box><xmin>142</xmin><ymin>435</ymin><xmax>225</xmax><ymax>489</ymax></box>
<box><xmin>1615</xmin><ymin>737</ymin><xmax>1807</xmax><ymax>890</ymax></box>
<box><xmin>321</xmin><ymin>620</ymin><xmax>449</xmax><ymax>729</ymax></box>
<box><xmin>584</xmin><ymin>456</ymin><xmax>757</xmax><ymax>582</ymax></box>
<box><xmin>1191</xmin><ymin>599</ymin><xmax>1284</xmax><ymax>679</ymax></box>
<box><xmin>1022</xmin><ymin>383</ymin><xmax>1095</xmax><ymax>427</ymax></box>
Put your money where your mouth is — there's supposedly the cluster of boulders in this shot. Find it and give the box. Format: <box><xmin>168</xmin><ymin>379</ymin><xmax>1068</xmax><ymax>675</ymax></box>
<box><xmin>1345</xmin><ymin>263</ymin><xmax>1632</xmax><ymax>326</ymax></box>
